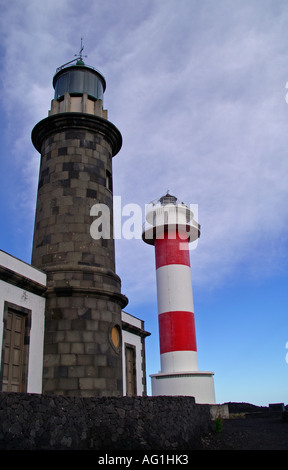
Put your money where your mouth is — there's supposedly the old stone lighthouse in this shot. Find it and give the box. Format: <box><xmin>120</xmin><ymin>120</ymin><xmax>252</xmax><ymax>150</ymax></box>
<box><xmin>0</xmin><ymin>51</ymin><xmax>149</xmax><ymax>396</ymax></box>
<box><xmin>31</xmin><ymin>54</ymin><xmax>129</xmax><ymax>396</ymax></box>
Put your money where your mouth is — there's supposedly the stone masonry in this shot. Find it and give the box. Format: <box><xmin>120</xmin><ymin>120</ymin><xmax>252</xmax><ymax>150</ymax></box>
<box><xmin>31</xmin><ymin>111</ymin><xmax>127</xmax><ymax>397</ymax></box>
<box><xmin>0</xmin><ymin>392</ymin><xmax>212</xmax><ymax>450</ymax></box>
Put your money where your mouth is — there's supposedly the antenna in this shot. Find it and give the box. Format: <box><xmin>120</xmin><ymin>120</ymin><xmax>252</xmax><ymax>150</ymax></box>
<box><xmin>56</xmin><ymin>38</ymin><xmax>88</xmax><ymax>72</ymax></box>
<box><xmin>75</xmin><ymin>37</ymin><xmax>87</xmax><ymax>61</ymax></box>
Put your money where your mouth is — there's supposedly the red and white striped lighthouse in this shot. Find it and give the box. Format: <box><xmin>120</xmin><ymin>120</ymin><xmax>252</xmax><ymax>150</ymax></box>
<box><xmin>143</xmin><ymin>193</ymin><xmax>215</xmax><ymax>404</ymax></box>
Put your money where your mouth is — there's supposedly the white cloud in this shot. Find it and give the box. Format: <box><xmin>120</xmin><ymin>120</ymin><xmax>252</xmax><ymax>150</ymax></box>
<box><xmin>1</xmin><ymin>0</ymin><xmax>288</xmax><ymax>302</ymax></box>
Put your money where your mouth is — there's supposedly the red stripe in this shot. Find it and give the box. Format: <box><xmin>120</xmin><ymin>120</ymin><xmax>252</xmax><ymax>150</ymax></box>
<box><xmin>155</xmin><ymin>231</ymin><xmax>190</xmax><ymax>269</ymax></box>
<box><xmin>159</xmin><ymin>311</ymin><xmax>197</xmax><ymax>354</ymax></box>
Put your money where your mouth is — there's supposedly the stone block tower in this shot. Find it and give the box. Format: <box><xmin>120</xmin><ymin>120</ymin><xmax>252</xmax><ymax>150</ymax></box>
<box><xmin>31</xmin><ymin>49</ymin><xmax>128</xmax><ymax>396</ymax></box>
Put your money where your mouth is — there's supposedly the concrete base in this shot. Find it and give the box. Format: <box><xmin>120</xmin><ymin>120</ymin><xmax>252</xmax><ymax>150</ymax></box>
<box><xmin>210</xmin><ymin>404</ymin><xmax>229</xmax><ymax>420</ymax></box>
<box><xmin>150</xmin><ymin>371</ymin><xmax>216</xmax><ymax>404</ymax></box>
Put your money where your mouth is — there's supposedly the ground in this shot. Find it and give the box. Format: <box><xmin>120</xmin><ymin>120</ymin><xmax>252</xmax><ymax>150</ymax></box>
<box><xmin>201</xmin><ymin>403</ymin><xmax>288</xmax><ymax>450</ymax></box>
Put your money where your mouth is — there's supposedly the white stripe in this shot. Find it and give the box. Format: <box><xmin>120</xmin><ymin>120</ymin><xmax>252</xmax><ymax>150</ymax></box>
<box><xmin>160</xmin><ymin>350</ymin><xmax>198</xmax><ymax>373</ymax></box>
<box><xmin>151</xmin><ymin>373</ymin><xmax>216</xmax><ymax>403</ymax></box>
<box><xmin>156</xmin><ymin>264</ymin><xmax>194</xmax><ymax>314</ymax></box>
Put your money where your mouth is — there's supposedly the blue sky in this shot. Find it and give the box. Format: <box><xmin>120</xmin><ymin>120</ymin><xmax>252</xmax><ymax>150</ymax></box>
<box><xmin>1</xmin><ymin>0</ymin><xmax>288</xmax><ymax>405</ymax></box>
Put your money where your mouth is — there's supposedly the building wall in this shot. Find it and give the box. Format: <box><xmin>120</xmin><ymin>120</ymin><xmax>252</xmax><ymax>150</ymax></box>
<box><xmin>0</xmin><ymin>251</ymin><xmax>46</xmax><ymax>393</ymax></box>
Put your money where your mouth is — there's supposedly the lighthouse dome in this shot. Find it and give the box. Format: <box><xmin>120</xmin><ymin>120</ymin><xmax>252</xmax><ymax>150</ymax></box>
<box><xmin>53</xmin><ymin>62</ymin><xmax>106</xmax><ymax>101</ymax></box>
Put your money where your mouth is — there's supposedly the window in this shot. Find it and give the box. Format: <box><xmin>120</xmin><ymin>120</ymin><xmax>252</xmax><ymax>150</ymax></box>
<box><xmin>1</xmin><ymin>303</ymin><xmax>31</xmax><ymax>392</ymax></box>
<box><xmin>109</xmin><ymin>324</ymin><xmax>121</xmax><ymax>354</ymax></box>
<box><xmin>111</xmin><ymin>325</ymin><xmax>120</xmax><ymax>349</ymax></box>
<box><xmin>125</xmin><ymin>344</ymin><xmax>137</xmax><ymax>396</ymax></box>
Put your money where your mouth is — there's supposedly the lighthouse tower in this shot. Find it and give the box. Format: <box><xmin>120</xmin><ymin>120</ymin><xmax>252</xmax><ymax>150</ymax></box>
<box><xmin>31</xmin><ymin>46</ymin><xmax>128</xmax><ymax>396</ymax></box>
<box><xmin>143</xmin><ymin>193</ymin><xmax>215</xmax><ymax>404</ymax></box>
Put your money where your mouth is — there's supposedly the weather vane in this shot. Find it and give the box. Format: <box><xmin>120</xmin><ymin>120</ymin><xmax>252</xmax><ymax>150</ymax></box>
<box><xmin>56</xmin><ymin>38</ymin><xmax>87</xmax><ymax>72</ymax></box>
<box><xmin>75</xmin><ymin>37</ymin><xmax>87</xmax><ymax>62</ymax></box>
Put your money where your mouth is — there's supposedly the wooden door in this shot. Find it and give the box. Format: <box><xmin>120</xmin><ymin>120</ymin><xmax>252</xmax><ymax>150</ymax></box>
<box><xmin>125</xmin><ymin>345</ymin><xmax>136</xmax><ymax>396</ymax></box>
<box><xmin>2</xmin><ymin>310</ymin><xmax>25</xmax><ymax>392</ymax></box>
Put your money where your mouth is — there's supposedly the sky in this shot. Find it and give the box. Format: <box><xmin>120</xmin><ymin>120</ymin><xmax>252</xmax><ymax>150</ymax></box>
<box><xmin>0</xmin><ymin>0</ymin><xmax>288</xmax><ymax>406</ymax></box>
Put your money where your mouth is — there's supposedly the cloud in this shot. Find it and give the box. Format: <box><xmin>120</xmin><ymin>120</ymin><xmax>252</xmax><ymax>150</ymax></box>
<box><xmin>109</xmin><ymin>0</ymin><xmax>288</xmax><ymax>298</ymax></box>
<box><xmin>1</xmin><ymin>0</ymin><xmax>288</xmax><ymax>302</ymax></box>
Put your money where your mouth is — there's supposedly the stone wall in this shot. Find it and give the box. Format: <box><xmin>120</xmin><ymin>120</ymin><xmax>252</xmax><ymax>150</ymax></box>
<box><xmin>0</xmin><ymin>392</ymin><xmax>212</xmax><ymax>450</ymax></box>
